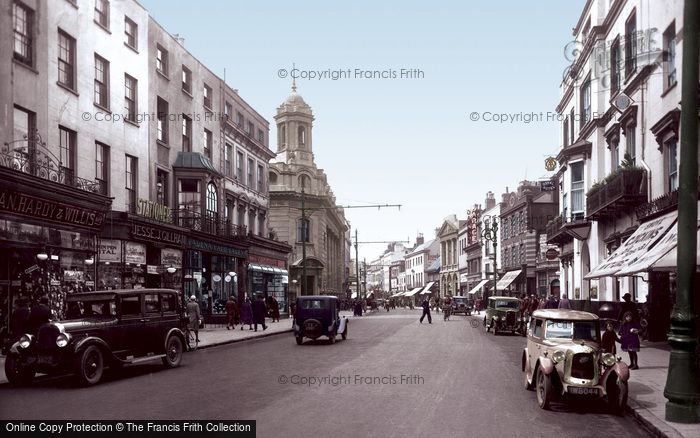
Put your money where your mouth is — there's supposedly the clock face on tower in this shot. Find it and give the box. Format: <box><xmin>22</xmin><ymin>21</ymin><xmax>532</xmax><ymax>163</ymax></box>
<box><xmin>509</xmin><ymin>193</ymin><xmax>516</xmax><ymax>207</ymax></box>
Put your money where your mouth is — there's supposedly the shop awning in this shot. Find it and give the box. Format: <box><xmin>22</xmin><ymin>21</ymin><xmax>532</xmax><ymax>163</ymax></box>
<box><xmin>585</xmin><ymin>211</ymin><xmax>677</xmax><ymax>279</ymax></box>
<box><xmin>248</xmin><ymin>263</ymin><xmax>263</xmax><ymax>272</ymax></box>
<box><xmin>496</xmin><ymin>270</ymin><xmax>521</xmax><ymax>290</ymax></box>
<box><xmin>650</xmin><ymin>227</ymin><xmax>700</xmax><ymax>271</ymax></box>
<box><xmin>403</xmin><ymin>287</ymin><xmax>422</xmax><ymax>297</ymax></box>
<box><xmin>419</xmin><ymin>281</ymin><xmax>435</xmax><ymax>294</ymax></box>
<box><xmin>390</xmin><ymin>291</ymin><xmax>405</xmax><ymax>298</ymax></box>
<box><xmin>467</xmin><ymin>279</ymin><xmax>489</xmax><ymax>294</ymax></box>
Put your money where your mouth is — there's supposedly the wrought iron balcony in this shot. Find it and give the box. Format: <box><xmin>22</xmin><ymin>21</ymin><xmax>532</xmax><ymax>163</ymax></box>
<box><xmin>174</xmin><ymin>209</ymin><xmax>247</xmax><ymax>240</ymax></box>
<box><xmin>1</xmin><ymin>132</ymin><xmax>105</xmax><ymax>195</ymax></box>
<box><xmin>586</xmin><ymin>168</ymin><xmax>646</xmax><ymax>220</ymax></box>
<box><xmin>636</xmin><ymin>189</ymin><xmax>680</xmax><ymax>222</ymax></box>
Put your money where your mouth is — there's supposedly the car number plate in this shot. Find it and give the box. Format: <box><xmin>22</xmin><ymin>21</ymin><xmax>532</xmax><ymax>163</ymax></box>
<box><xmin>37</xmin><ymin>355</ymin><xmax>55</xmax><ymax>365</ymax></box>
<box><xmin>568</xmin><ymin>386</ymin><xmax>599</xmax><ymax>396</ymax></box>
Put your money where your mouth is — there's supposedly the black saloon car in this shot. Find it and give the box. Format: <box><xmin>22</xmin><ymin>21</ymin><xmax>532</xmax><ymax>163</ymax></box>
<box><xmin>294</xmin><ymin>296</ymin><xmax>348</xmax><ymax>345</ymax></box>
<box><xmin>5</xmin><ymin>289</ymin><xmax>186</xmax><ymax>386</ymax></box>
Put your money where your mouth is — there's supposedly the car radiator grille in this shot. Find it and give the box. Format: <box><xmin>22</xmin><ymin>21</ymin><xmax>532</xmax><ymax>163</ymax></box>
<box><xmin>570</xmin><ymin>353</ymin><xmax>595</xmax><ymax>379</ymax></box>
<box><xmin>505</xmin><ymin>311</ymin><xmax>516</xmax><ymax>325</ymax></box>
<box><xmin>37</xmin><ymin>325</ymin><xmax>60</xmax><ymax>349</ymax></box>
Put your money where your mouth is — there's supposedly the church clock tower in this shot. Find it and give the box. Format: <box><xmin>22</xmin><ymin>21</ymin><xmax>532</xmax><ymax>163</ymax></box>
<box><xmin>274</xmin><ymin>80</ymin><xmax>315</xmax><ymax>167</ymax></box>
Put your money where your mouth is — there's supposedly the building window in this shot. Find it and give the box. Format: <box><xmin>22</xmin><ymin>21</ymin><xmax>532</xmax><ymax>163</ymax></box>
<box><xmin>298</xmin><ymin>126</ymin><xmax>306</xmax><ymax>146</ymax></box>
<box><xmin>611</xmin><ymin>139</ymin><xmax>620</xmax><ymax>169</ymax></box>
<box><xmin>236</xmin><ymin>151</ymin><xmax>244</xmax><ymax>180</ymax></box>
<box><xmin>570</xmin><ymin>161</ymin><xmax>584</xmax><ymax>216</ymax></box>
<box><xmin>236</xmin><ymin>112</ymin><xmax>244</xmax><ymax>127</ymax></box>
<box><xmin>237</xmin><ymin>203</ymin><xmax>245</xmax><ymax>227</ymax></box>
<box><xmin>124</xmin><ymin>74</ymin><xmax>137</xmax><ymax>122</ymax></box>
<box><xmin>125</xmin><ymin>155</ymin><xmax>137</xmax><ymax>213</ymax></box>
<box><xmin>94</xmin><ymin>0</ymin><xmax>110</xmax><ymax>29</ymax></box>
<box><xmin>247</xmin><ymin>158</ymin><xmax>254</xmax><ymax>187</ymax></box>
<box><xmin>13</xmin><ymin>106</ymin><xmax>35</xmax><ymax>148</ymax></box>
<box><xmin>203</xmin><ymin>129</ymin><xmax>212</xmax><ymax>160</ymax></box>
<box><xmin>247</xmin><ymin>121</ymin><xmax>254</xmax><ymax>136</ymax></box>
<box><xmin>225</xmin><ymin>102</ymin><xmax>232</xmax><ymax>117</ymax></box>
<box><xmin>563</xmin><ymin>117</ymin><xmax>569</xmax><ymax>147</ymax></box>
<box><xmin>257</xmin><ymin>129</ymin><xmax>264</xmax><ymax>143</ymax></box>
<box><xmin>257</xmin><ymin>164</ymin><xmax>264</xmax><ymax>192</ymax></box>
<box><xmin>156</xmin><ymin>169</ymin><xmax>169</xmax><ymax>206</ymax></box>
<box><xmin>297</xmin><ymin>218</ymin><xmax>310</xmax><ymax>243</ymax></box>
<box><xmin>206</xmin><ymin>183</ymin><xmax>218</xmax><ymax>220</ymax></box>
<box><xmin>611</xmin><ymin>38</ymin><xmax>621</xmax><ymax>94</ymax></box>
<box><xmin>667</xmin><ymin>140</ymin><xmax>678</xmax><ymax>192</ymax></box>
<box><xmin>156</xmin><ymin>44</ymin><xmax>168</xmax><ymax>75</ymax></box>
<box><xmin>95</xmin><ymin>142</ymin><xmax>109</xmax><ymax>195</ymax></box>
<box><xmin>58</xmin><ymin>126</ymin><xmax>76</xmax><ymax>173</ymax></box>
<box><xmin>94</xmin><ymin>54</ymin><xmax>110</xmax><ymax>109</ymax></box>
<box><xmin>562</xmin><ymin>192</ymin><xmax>569</xmax><ymax>221</ymax></box>
<box><xmin>625</xmin><ymin>125</ymin><xmax>636</xmax><ymax>166</ymax></box>
<box><xmin>203</xmin><ymin>83</ymin><xmax>212</xmax><ymax>109</ymax></box>
<box><xmin>13</xmin><ymin>2</ymin><xmax>33</xmax><ymax>66</ymax></box>
<box><xmin>157</xmin><ymin>97</ymin><xmax>168</xmax><ymax>143</ymax></box>
<box><xmin>664</xmin><ymin>23</ymin><xmax>677</xmax><ymax>89</ymax></box>
<box><xmin>225</xmin><ymin>143</ymin><xmax>232</xmax><ymax>177</ymax></box>
<box><xmin>520</xmin><ymin>243</ymin><xmax>524</xmax><ymax>265</ymax></box>
<box><xmin>124</xmin><ymin>16</ymin><xmax>137</xmax><ymax>50</ymax></box>
<box><xmin>625</xmin><ymin>12</ymin><xmax>637</xmax><ymax>77</ymax></box>
<box><xmin>248</xmin><ymin>210</ymin><xmax>256</xmax><ymax>235</ymax></box>
<box><xmin>58</xmin><ymin>30</ymin><xmax>76</xmax><ymax>90</ymax></box>
<box><xmin>181</xmin><ymin>66</ymin><xmax>191</xmax><ymax>94</ymax></box>
<box><xmin>225</xmin><ymin>198</ymin><xmax>234</xmax><ymax>224</ymax></box>
<box><xmin>580</xmin><ymin>76</ymin><xmax>591</xmax><ymax>128</ymax></box>
<box><xmin>178</xmin><ymin>179</ymin><xmax>200</xmax><ymax>213</ymax></box>
<box><xmin>182</xmin><ymin>115</ymin><xmax>192</xmax><ymax>152</ymax></box>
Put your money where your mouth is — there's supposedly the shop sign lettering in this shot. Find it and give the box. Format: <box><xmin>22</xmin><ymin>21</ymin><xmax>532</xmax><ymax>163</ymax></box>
<box><xmin>186</xmin><ymin>238</ymin><xmax>247</xmax><ymax>258</ymax></box>
<box><xmin>125</xmin><ymin>242</ymin><xmax>147</xmax><ymax>265</ymax></box>
<box><xmin>132</xmin><ymin>224</ymin><xmax>183</xmax><ymax>245</ymax></box>
<box><xmin>99</xmin><ymin>239</ymin><xmax>121</xmax><ymax>262</ymax></box>
<box><xmin>0</xmin><ymin>189</ymin><xmax>104</xmax><ymax>229</ymax></box>
<box><xmin>249</xmin><ymin>255</ymin><xmax>285</xmax><ymax>268</ymax></box>
<box><xmin>136</xmin><ymin>198</ymin><xmax>172</xmax><ymax>223</ymax></box>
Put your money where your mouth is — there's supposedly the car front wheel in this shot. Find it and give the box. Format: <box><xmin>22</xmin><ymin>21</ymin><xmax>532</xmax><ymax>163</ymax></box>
<box><xmin>162</xmin><ymin>335</ymin><xmax>183</xmax><ymax>368</ymax></box>
<box><xmin>536</xmin><ymin>366</ymin><xmax>553</xmax><ymax>410</ymax></box>
<box><xmin>76</xmin><ymin>345</ymin><xmax>104</xmax><ymax>386</ymax></box>
<box><xmin>5</xmin><ymin>354</ymin><xmax>34</xmax><ymax>386</ymax></box>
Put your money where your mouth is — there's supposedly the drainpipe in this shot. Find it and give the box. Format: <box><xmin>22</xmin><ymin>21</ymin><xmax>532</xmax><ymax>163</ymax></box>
<box><xmin>638</xmin><ymin>76</ymin><xmax>652</xmax><ymax>204</ymax></box>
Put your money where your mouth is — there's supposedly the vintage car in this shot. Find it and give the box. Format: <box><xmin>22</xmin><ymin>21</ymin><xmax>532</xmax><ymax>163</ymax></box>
<box><xmin>522</xmin><ymin>309</ymin><xmax>630</xmax><ymax>413</ymax></box>
<box><xmin>5</xmin><ymin>289</ymin><xmax>186</xmax><ymax>387</ymax></box>
<box><xmin>451</xmin><ymin>296</ymin><xmax>472</xmax><ymax>315</ymax></box>
<box><xmin>483</xmin><ymin>296</ymin><xmax>525</xmax><ymax>335</ymax></box>
<box><xmin>294</xmin><ymin>295</ymin><xmax>348</xmax><ymax>345</ymax></box>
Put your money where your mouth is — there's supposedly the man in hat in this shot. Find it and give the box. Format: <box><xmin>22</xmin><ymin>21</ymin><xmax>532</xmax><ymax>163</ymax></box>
<box><xmin>186</xmin><ymin>295</ymin><xmax>202</xmax><ymax>342</ymax></box>
<box><xmin>618</xmin><ymin>293</ymin><xmax>638</xmax><ymax>322</ymax></box>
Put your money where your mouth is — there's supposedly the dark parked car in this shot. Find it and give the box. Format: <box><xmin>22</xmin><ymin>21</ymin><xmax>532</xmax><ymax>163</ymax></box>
<box><xmin>483</xmin><ymin>296</ymin><xmax>525</xmax><ymax>335</ymax></box>
<box><xmin>294</xmin><ymin>296</ymin><xmax>348</xmax><ymax>345</ymax></box>
<box><xmin>5</xmin><ymin>289</ymin><xmax>186</xmax><ymax>386</ymax></box>
<box><xmin>451</xmin><ymin>296</ymin><xmax>472</xmax><ymax>315</ymax></box>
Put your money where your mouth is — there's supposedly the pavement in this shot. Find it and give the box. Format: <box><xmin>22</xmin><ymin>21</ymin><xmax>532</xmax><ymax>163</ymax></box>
<box><xmin>0</xmin><ymin>308</ymin><xmax>698</xmax><ymax>438</ymax></box>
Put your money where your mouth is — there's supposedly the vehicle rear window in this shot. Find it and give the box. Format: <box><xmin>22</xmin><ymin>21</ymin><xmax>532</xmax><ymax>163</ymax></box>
<box><xmin>300</xmin><ymin>300</ymin><xmax>326</xmax><ymax>310</ymax></box>
<box><xmin>121</xmin><ymin>296</ymin><xmax>141</xmax><ymax>316</ymax></box>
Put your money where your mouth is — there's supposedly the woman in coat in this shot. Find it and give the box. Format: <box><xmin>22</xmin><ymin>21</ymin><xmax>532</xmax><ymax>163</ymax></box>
<box><xmin>240</xmin><ymin>297</ymin><xmax>253</xmax><ymax>330</ymax></box>
<box><xmin>270</xmin><ymin>296</ymin><xmax>280</xmax><ymax>322</ymax></box>
<box><xmin>620</xmin><ymin>311</ymin><xmax>641</xmax><ymax>369</ymax></box>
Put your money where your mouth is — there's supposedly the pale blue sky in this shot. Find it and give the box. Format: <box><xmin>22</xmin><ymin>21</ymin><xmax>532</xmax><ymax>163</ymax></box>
<box><xmin>141</xmin><ymin>0</ymin><xmax>586</xmax><ymax>261</ymax></box>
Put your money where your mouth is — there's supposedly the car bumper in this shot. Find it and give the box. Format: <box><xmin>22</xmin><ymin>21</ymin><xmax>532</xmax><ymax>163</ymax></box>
<box><xmin>561</xmin><ymin>383</ymin><xmax>606</xmax><ymax>398</ymax></box>
<box><xmin>11</xmin><ymin>349</ymin><xmax>70</xmax><ymax>374</ymax></box>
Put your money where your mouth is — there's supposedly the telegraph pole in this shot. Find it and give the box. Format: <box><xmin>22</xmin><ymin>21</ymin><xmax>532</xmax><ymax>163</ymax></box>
<box><xmin>664</xmin><ymin>0</ymin><xmax>699</xmax><ymax>423</ymax></box>
<box><xmin>354</xmin><ymin>229</ymin><xmax>359</xmax><ymax>298</ymax></box>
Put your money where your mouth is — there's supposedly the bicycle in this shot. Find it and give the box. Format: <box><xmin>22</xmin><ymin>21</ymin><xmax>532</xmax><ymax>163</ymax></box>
<box><xmin>182</xmin><ymin>315</ymin><xmax>198</xmax><ymax>351</ymax></box>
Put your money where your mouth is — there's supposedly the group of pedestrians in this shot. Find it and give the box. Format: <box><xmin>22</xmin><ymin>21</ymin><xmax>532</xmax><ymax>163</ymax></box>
<box><xmin>601</xmin><ymin>293</ymin><xmax>642</xmax><ymax>369</ymax></box>
<box><xmin>9</xmin><ymin>295</ymin><xmax>51</xmax><ymax>340</ymax></box>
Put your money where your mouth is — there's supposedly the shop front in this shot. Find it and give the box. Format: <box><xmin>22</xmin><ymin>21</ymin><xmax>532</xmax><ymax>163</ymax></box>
<box><xmin>247</xmin><ymin>235</ymin><xmax>292</xmax><ymax>316</ymax></box>
<box><xmin>0</xmin><ymin>158</ymin><xmax>111</xmax><ymax>336</ymax></box>
<box><xmin>183</xmin><ymin>236</ymin><xmax>248</xmax><ymax>324</ymax></box>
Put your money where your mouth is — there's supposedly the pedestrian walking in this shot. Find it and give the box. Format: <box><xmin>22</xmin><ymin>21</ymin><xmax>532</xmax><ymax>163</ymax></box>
<box><xmin>240</xmin><ymin>297</ymin><xmax>254</xmax><ymax>330</ymax></box>
<box><xmin>474</xmin><ymin>297</ymin><xmax>482</xmax><ymax>315</ymax></box>
<box><xmin>620</xmin><ymin>311</ymin><xmax>641</xmax><ymax>369</ymax></box>
<box><xmin>545</xmin><ymin>294</ymin><xmax>558</xmax><ymax>309</ymax></box>
<box><xmin>10</xmin><ymin>297</ymin><xmax>31</xmax><ymax>339</ymax></box>
<box><xmin>225</xmin><ymin>295</ymin><xmax>238</xmax><ymax>330</ymax></box>
<box><xmin>618</xmin><ymin>293</ymin><xmax>639</xmax><ymax>322</ymax></box>
<box><xmin>270</xmin><ymin>296</ymin><xmax>280</xmax><ymax>322</ymax></box>
<box><xmin>601</xmin><ymin>321</ymin><xmax>620</xmax><ymax>354</ymax></box>
<box><xmin>186</xmin><ymin>295</ymin><xmax>202</xmax><ymax>343</ymax></box>
<box><xmin>528</xmin><ymin>295</ymin><xmax>539</xmax><ymax>314</ymax></box>
<box><xmin>419</xmin><ymin>297</ymin><xmax>432</xmax><ymax>324</ymax></box>
<box><xmin>252</xmin><ymin>294</ymin><xmax>268</xmax><ymax>331</ymax></box>
<box><xmin>558</xmin><ymin>294</ymin><xmax>571</xmax><ymax>309</ymax></box>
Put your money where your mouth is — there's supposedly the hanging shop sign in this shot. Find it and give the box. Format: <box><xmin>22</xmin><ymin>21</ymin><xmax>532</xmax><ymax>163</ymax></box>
<box><xmin>161</xmin><ymin>248</ymin><xmax>182</xmax><ymax>269</ymax></box>
<box><xmin>131</xmin><ymin>224</ymin><xmax>184</xmax><ymax>245</ymax></box>
<box><xmin>147</xmin><ymin>265</ymin><xmax>159</xmax><ymax>275</ymax></box>
<box><xmin>136</xmin><ymin>198</ymin><xmax>172</xmax><ymax>223</ymax></box>
<box><xmin>99</xmin><ymin>239</ymin><xmax>122</xmax><ymax>263</ymax></box>
<box><xmin>125</xmin><ymin>242</ymin><xmax>147</xmax><ymax>265</ymax></box>
<box><xmin>0</xmin><ymin>189</ymin><xmax>105</xmax><ymax>230</ymax></box>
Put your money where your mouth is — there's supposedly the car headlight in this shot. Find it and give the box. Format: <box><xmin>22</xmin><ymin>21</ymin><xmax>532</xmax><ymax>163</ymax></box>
<box><xmin>602</xmin><ymin>353</ymin><xmax>616</xmax><ymax>367</ymax></box>
<box><xmin>552</xmin><ymin>350</ymin><xmax>566</xmax><ymax>364</ymax></box>
<box><xmin>18</xmin><ymin>334</ymin><xmax>33</xmax><ymax>349</ymax></box>
<box><xmin>56</xmin><ymin>333</ymin><xmax>72</xmax><ymax>348</ymax></box>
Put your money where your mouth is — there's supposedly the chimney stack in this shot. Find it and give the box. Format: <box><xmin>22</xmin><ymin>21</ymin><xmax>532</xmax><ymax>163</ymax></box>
<box><xmin>416</xmin><ymin>233</ymin><xmax>424</xmax><ymax>246</ymax></box>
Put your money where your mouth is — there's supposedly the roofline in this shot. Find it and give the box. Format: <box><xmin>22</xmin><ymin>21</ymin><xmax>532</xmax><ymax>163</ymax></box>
<box><xmin>572</xmin><ymin>0</ymin><xmax>594</xmax><ymax>36</ymax></box>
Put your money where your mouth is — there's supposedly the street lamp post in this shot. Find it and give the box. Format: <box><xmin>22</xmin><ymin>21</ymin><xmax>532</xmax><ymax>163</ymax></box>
<box><xmin>664</xmin><ymin>0</ymin><xmax>700</xmax><ymax>423</ymax></box>
<box><xmin>301</xmin><ymin>187</ymin><xmax>308</xmax><ymax>295</ymax></box>
<box><xmin>481</xmin><ymin>216</ymin><xmax>499</xmax><ymax>302</ymax></box>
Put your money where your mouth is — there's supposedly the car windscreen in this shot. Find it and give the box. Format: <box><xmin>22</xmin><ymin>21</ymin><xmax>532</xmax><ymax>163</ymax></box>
<box><xmin>300</xmin><ymin>299</ymin><xmax>326</xmax><ymax>310</ymax></box>
<box><xmin>545</xmin><ymin>320</ymin><xmax>599</xmax><ymax>341</ymax></box>
<box><xmin>453</xmin><ymin>298</ymin><xmax>467</xmax><ymax>303</ymax></box>
<box><xmin>493</xmin><ymin>300</ymin><xmax>518</xmax><ymax>309</ymax></box>
<box><xmin>66</xmin><ymin>299</ymin><xmax>117</xmax><ymax>319</ymax></box>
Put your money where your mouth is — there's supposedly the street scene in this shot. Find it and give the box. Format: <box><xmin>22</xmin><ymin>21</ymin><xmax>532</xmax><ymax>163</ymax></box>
<box><xmin>1</xmin><ymin>0</ymin><xmax>699</xmax><ymax>437</ymax></box>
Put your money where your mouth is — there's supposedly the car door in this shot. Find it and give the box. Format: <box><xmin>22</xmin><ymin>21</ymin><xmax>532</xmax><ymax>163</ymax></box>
<box><xmin>527</xmin><ymin>318</ymin><xmax>545</xmax><ymax>375</ymax></box>
<box><xmin>143</xmin><ymin>293</ymin><xmax>164</xmax><ymax>353</ymax></box>
<box><xmin>116</xmin><ymin>294</ymin><xmax>143</xmax><ymax>358</ymax></box>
